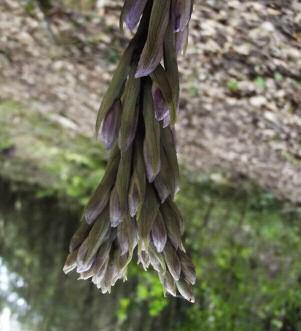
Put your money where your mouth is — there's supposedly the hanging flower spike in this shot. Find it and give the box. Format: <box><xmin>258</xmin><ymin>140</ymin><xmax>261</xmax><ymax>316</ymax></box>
<box><xmin>64</xmin><ymin>0</ymin><xmax>195</xmax><ymax>302</ymax></box>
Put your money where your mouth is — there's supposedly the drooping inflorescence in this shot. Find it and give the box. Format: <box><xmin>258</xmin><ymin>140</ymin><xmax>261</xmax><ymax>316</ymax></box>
<box><xmin>63</xmin><ymin>0</ymin><xmax>195</xmax><ymax>302</ymax></box>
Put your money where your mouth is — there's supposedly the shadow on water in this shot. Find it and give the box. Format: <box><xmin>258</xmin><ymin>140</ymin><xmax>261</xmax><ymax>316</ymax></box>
<box><xmin>0</xmin><ymin>176</ymin><xmax>301</xmax><ymax>331</ymax></box>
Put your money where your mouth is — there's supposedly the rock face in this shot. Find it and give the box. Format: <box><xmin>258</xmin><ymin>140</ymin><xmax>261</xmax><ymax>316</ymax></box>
<box><xmin>1</xmin><ymin>0</ymin><xmax>301</xmax><ymax>203</ymax></box>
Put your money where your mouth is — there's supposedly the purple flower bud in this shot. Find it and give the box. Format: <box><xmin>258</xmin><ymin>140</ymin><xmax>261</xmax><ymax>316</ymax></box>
<box><xmin>122</xmin><ymin>0</ymin><xmax>148</xmax><ymax>31</ymax></box>
<box><xmin>78</xmin><ymin>265</ymin><xmax>96</xmax><ymax>280</ymax></box>
<box><xmin>117</xmin><ymin>221</ymin><xmax>129</xmax><ymax>256</ymax></box>
<box><xmin>63</xmin><ymin>249</ymin><xmax>78</xmax><ymax>274</ymax></box>
<box><xmin>163</xmin><ymin>241</ymin><xmax>181</xmax><ymax>281</ymax></box>
<box><xmin>176</xmin><ymin>27</ymin><xmax>189</xmax><ymax>55</ymax></box>
<box><xmin>151</xmin><ymin>84</ymin><xmax>169</xmax><ymax>121</ymax></box>
<box><xmin>128</xmin><ymin>176</ymin><xmax>140</xmax><ymax>217</ymax></box>
<box><xmin>154</xmin><ymin>175</ymin><xmax>170</xmax><ymax>203</ymax></box>
<box><xmin>161</xmin><ymin>202</ymin><xmax>182</xmax><ymax>250</ymax></box>
<box><xmin>127</xmin><ymin>218</ymin><xmax>139</xmax><ymax>253</ymax></box>
<box><xmin>92</xmin><ymin>258</ymin><xmax>109</xmax><ymax>287</ymax></box>
<box><xmin>138</xmin><ymin>250</ymin><xmax>150</xmax><ymax>270</ymax></box>
<box><xmin>135</xmin><ymin>0</ymin><xmax>170</xmax><ymax>78</ymax></box>
<box><xmin>110</xmin><ymin>187</ymin><xmax>122</xmax><ymax>228</ymax></box>
<box><xmin>69</xmin><ymin>221</ymin><xmax>92</xmax><ymax>253</ymax></box>
<box><xmin>178</xmin><ymin>251</ymin><xmax>196</xmax><ymax>285</ymax></box>
<box><xmin>143</xmin><ymin>142</ymin><xmax>161</xmax><ymax>183</ymax></box>
<box><xmin>151</xmin><ymin>213</ymin><xmax>167</xmax><ymax>253</ymax></box>
<box><xmin>173</xmin><ymin>0</ymin><xmax>193</xmax><ymax>33</ymax></box>
<box><xmin>102</xmin><ymin>260</ymin><xmax>118</xmax><ymax>293</ymax></box>
<box><xmin>162</xmin><ymin>271</ymin><xmax>177</xmax><ymax>297</ymax></box>
<box><xmin>115</xmin><ymin>252</ymin><xmax>129</xmax><ymax>281</ymax></box>
<box><xmin>162</xmin><ymin>112</ymin><xmax>170</xmax><ymax>128</ymax></box>
<box><xmin>176</xmin><ymin>279</ymin><xmax>195</xmax><ymax>303</ymax></box>
<box><xmin>100</xmin><ymin>99</ymin><xmax>121</xmax><ymax>149</ymax></box>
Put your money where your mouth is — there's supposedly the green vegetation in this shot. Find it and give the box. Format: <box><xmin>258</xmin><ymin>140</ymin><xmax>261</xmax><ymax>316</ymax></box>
<box><xmin>227</xmin><ymin>79</ymin><xmax>239</xmax><ymax>93</ymax></box>
<box><xmin>254</xmin><ymin>76</ymin><xmax>266</xmax><ymax>89</ymax></box>
<box><xmin>0</xmin><ymin>100</ymin><xmax>106</xmax><ymax>204</ymax></box>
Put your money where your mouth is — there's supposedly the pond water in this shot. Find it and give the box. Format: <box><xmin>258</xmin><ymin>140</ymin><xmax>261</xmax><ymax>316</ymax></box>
<box><xmin>0</xmin><ymin>178</ymin><xmax>301</xmax><ymax>331</ymax></box>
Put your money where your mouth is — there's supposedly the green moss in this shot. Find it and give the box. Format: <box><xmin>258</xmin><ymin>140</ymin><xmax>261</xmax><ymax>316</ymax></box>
<box><xmin>227</xmin><ymin>79</ymin><xmax>239</xmax><ymax>92</ymax></box>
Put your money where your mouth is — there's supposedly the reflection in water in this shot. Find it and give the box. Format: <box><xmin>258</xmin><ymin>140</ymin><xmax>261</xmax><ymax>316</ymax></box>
<box><xmin>0</xmin><ymin>179</ymin><xmax>173</xmax><ymax>331</ymax></box>
<box><xmin>0</xmin><ymin>261</ymin><xmax>25</xmax><ymax>331</ymax></box>
<box><xmin>1</xmin><ymin>177</ymin><xmax>301</xmax><ymax>331</ymax></box>
<box><xmin>0</xmin><ymin>180</ymin><xmax>129</xmax><ymax>331</ymax></box>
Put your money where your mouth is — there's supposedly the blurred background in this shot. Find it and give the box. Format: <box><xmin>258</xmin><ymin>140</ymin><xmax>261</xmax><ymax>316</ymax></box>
<box><xmin>0</xmin><ymin>0</ymin><xmax>301</xmax><ymax>330</ymax></box>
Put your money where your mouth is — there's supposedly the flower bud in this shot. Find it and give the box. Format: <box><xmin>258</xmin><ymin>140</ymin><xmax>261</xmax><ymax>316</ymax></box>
<box><xmin>161</xmin><ymin>271</ymin><xmax>177</xmax><ymax>297</ymax></box>
<box><xmin>176</xmin><ymin>279</ymin><xmax>195</xmax><ymax>303</ymax></box>
<box><xmin>161</xmin><ymin>202</ymin><xmax>182</xmax><ymax>250</ymax></box>
<box><xmin>63</xmin><ymin>249</ymin><xmax>78</xmax><ymax>274</ymax></box>
<box><xmin>110</xmin><ymin>187</ymin><xmax>122</xmax><ymax>227</ymax></box>
<box><xmin>69</xmin><ymin>220</ymin><xmax>92</xmax><ymax>253</ymax></box>
<box><xmin>100</xmin><ymin>99</ymin><xmax>121</xmax><ymax>149</ymax></box>
<box><xmin>76</xmin><ymin>238</ymin><xmax>94</xmax><ymax>273</ymax></box>
<box><xmin>118</xmin><ymin>67</ymin><xmax>140</xmax><ymax>152</ymax></box>
<box><xmin>128</xmin><ymin>174</ymin><xmax>140</xmax><ymax>217</ymax></box>
<box><xmin>84</xmin><ymin>146</ymin><xmax>120</xmax><ymax>224</ymax></box>
<box><xmin>121</xmin><ymin>0</ymin><xmax>148</xmax><ymax>31</ymax></box>
<box><xmin>143</xmin><ymin>81</ymin><xmax>161</xmax><ymax>182</ymax></box>
<box><xmin>138</xmin><ymin>185</ymin><xmax>160</xmax><ymax>249</ymax></box>
<box><xmin>178</xmin><ymin>251</ymin><xmax>196</xmax><ymax>285</ymax></box>
<box><xmin>151</xmin><ymin>212</ymin><xmax>167</xmax><ymax>253</ymax></box>
<box><xmin>176</xmin><ymin>27</ymin><xmax>189</xmax><ymax>55</ymax></box>
<box><xmin>163</xmin><ymin>241</ymin><xmax>181</xmax><ymax>281</ymax></box>
<box><xmin>162</xmin><ymin>112</ymin><xmax>170</xmax><ymax>128</ymax></box>
<box><xmin>117</xmin><ymin>221</ymin><xmax>130</xmax><ymax>256</ymax></box>
<box><xmin>135</xmin><ymin>0</ymin><xmax>170</xmax><ymax>77</ymax></box>
<box><xmin>116</xmin><ymin>147</ymin><xmax>133</xmax><ymax>217</ymax></box>
<box><xmin>151</xmin><ymin>84</ymin><xmax>169</xmax><ymax>121</ymax></box>
<box><xmin>138</xmin><ymin>250</ymin><xmax>150</xmax><ymax>271</ymax></box>
<box><xmin>173</xmin><ymin>0</ymin><xmax>193</xmax><ymax>32</ymax></box>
